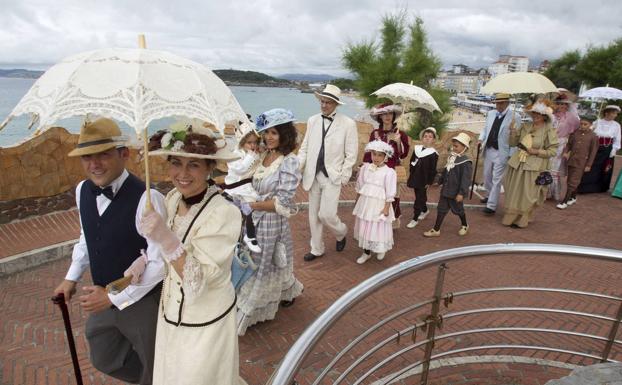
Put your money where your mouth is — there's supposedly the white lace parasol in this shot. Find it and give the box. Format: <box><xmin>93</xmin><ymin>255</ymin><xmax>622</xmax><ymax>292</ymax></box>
<box><xmin>372</xmin><ymin>82</ymin><xmax>442</xmax><ymax>113</ymax></box>
<box><xmin>0</xmin><ymin>48</ymin><xmax>250</xmax><ymax>135</ymax></box>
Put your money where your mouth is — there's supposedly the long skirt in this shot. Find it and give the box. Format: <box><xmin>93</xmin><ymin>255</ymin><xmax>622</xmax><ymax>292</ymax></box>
<box><xmin>547</xmin><ymin>137</ymin><xmax>568</xmax><ymax>201</ymax></box>
<box><xmin>502</xmin><ymin>164</ymin><xmax>548</xmax><ymax>228</ymax></box>
<box><xmin>578</xmin><ymin>144</ymin><xmax>613</xmax><ymax>193</ymax></box>
<box><xmin>236</xmin><ymin>211</ymin><xmax>303</xmax><ymax>336</ymax></box>
<box><xmin>612</xmin><ymin>168</ymin><xmax>622</xmax><ymax>199</ymax></box>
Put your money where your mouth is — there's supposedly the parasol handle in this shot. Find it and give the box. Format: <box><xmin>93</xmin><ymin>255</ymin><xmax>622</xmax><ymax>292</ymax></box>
<box><xmin>143</xmin><ymin>129</ymin><xmax>152</xmax><ymax>210</ymax></box>
<box><xmin>137</xmin><ymin>34</ymin><xmax>152</xmax><ymax>210</ymax></box>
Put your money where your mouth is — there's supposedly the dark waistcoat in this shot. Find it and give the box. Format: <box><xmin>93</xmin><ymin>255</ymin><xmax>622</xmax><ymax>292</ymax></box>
<box><xmin>80</xmin><ymin>173</ymin><xmax>148</xmax><ymax>287</ymax></box>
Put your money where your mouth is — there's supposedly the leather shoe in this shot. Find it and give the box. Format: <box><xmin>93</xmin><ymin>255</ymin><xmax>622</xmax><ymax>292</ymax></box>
<box><xmin>303</xmin><ymin>252</ymin><xmax>323</xmax><ymax>262</ymax></box>
<box><xmin>336</xmin><ymin>237</ymin><xmax>347</xmax><ymax>252</ymax></box>
<box><xmin>482</xmin><ymin>207</ymin><xmax>495</xmax><ymax>215</ymax></box>
<box><xmin>480</xmin><ymin>197</ymin><xmax>488</xmax><ymax>204</ymax></box>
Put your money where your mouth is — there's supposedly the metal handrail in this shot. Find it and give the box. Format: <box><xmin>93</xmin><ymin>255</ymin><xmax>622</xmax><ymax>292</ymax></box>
<box><xmin>322</xmin><ymin>288</ymin><xmax>622</xmax><ymax>384</ymax></box>
<box><xmin>381</xmin><ymin>345</ymin><xmax>609</xmax><ymax>385</ymax></box>
<box><xmin>269</xmin><ymin>243</ymin><xmax>622</xmax><ymax>385</ymax></box>
<box><xmin>351</xmin><ymin>326</ymin><xmax>620</xmax><ymax>385</ymax></box>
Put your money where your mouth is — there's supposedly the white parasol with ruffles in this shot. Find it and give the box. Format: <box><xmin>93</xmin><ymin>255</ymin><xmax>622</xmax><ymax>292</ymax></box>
<box><xmin>0</xmin><ymin>37</ymin><xmax>250</xmax><ymax>208</ymax></box>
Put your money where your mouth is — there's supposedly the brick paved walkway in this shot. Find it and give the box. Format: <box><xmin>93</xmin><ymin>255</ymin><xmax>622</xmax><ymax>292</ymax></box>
<box><xmin>1</xmin><ymin>186</ymin><xmax>621</xmax><ymax>385</ymax></box>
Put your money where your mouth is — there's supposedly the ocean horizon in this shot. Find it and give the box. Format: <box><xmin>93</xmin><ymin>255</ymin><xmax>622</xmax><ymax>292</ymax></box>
<box><xmin>0</xmin><ymin>78</ymin><xmax>369</xmax><ymax>147</ymax></box>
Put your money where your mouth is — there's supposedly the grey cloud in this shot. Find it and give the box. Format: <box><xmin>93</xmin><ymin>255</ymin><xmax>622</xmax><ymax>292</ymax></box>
<box><xmin>0</xmin><ymin>0</ymin><xmax>620</xmax><ymax>75</ymax></box>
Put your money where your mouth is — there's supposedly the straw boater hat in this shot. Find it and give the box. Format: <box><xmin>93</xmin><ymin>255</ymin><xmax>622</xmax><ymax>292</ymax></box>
<box><xmin>148</xmin><ymin>121</ymin><xmax>239</xmax><ymax>161</ymax></box>
<box><xmin>365</xmin><ymin>140</ymin><xmax>394</xmax><ymax>158</ymax></box>
<box><xmin>526</xmin><ymin>101</ymin><xmax>554</xmax><ymax>122</ymax></box>
<box><xmin>314</xmin><ymin>84</ymin><xmax>345</xmax><ymax>105</ymax></box>
<box><xmin>68</xmin><ymin>118</ymin><xmax>127</xmax><ymax>157</ymax></box>
<box><xmin>451</xmin><ymin>132</ymin><xmax>471</xmax><ymax>149</ymax></box>
<box><xmin>419</xmin><ymin>126</ymin><xmax>437</xmax><ymax>139</ymax></box>
<box><xmin>492</xmin><ymin>93</ymin><xmax>511</xmax><ymax>103</ymax></box>
<box><xmin>255</xmin><ymin>108</ymin><xmax>296</xmax><ymax>132</ymax></box>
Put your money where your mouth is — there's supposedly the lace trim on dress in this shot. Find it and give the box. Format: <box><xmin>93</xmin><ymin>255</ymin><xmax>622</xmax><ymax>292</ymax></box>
<box><xmin>273</xmin><ymin>197</ymin><xmax>298</xmax><ymax>218</ymax></box>
<box><xmin>253</xmin><ymin>153</ymin><xmax>284</xmax><ymax>181</ymax></box>
<box><xmin>169</xmin><ymin>186</ymin><xmax>219</xmax><ymax>302</ymax></box>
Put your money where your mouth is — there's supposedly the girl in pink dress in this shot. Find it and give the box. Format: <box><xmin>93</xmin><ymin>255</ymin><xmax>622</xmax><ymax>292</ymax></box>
<box><xmin>353</xmin><ymin>140</ymin><xmax>397</xmax><ymax>264</ymax></box>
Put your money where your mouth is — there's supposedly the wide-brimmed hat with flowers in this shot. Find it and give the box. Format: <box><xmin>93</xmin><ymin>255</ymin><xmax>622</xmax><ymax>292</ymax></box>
<box><xmin>314</xmin><ymin>84</ymin><xmax>345</xmax><ymax>105</ymax></box>
<box><xmin>365</xmin><ymin>139</ymin><xmax>394</xmax><ymax>158</ymax></box>
<box><xmin>147</xmin><ymin>120</ymin><xmax>239</xmax><ymax>161</ymax></box>
<box><xmin>68</xmin><ymin>117</ymin><xmax>128</xmax><ymax>157</ymax></box>
<box><xmin>255</xmin><ymin>108</ymin><xmax>296</xmax><ymax>132</ymax></box>
<box><xmin>526</xmin><ymin>100</ymin><xmax>555</xmax><ymax>122</ymax></box>
<box><xmin>370</xmin><ymin>102</ymin><xmax>403</xmax><ymax>120</ymax></box>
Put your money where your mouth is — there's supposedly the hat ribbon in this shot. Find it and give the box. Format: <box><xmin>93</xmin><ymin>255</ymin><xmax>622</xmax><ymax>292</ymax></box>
<box><xmin>319</xmin><ymin>91</ymin><xmax>340</xmax><ymax>101</ymax></box>
<box><xmin>76</xmin><ymin>138</ymin><xmax>115</xmax><ymax>148</ymax></box>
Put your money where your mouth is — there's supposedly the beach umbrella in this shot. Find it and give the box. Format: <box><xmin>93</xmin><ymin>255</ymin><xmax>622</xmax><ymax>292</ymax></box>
<box><xmin>372</xmin><ymin>82</ymin><xmax>442</xmax><ymax>113</ymax></box>
<box><xmin>580</xmin><ymin>86</ymin><xmax>622</xmax><ymax>100</ymax></box>
<box><xmin>480</xmin><ymin>72</ymin><xmax>558</xmax><ymax>95</ymax></box>
<box><xmin>0</xmin><ymin>35</ymin><xmax>250</xmax><ymax>207</ymax></box>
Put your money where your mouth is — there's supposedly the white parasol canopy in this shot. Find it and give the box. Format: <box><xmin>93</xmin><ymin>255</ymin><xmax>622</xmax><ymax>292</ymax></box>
<box><xmin>371</xmin><ymin>82</ymin><xmax>441</xmax><ymax>113</ymax></box>
<box><xmin>481</xmin><ymin>72</ymin><xmax>558</xmax><ymax>95</ymax></box>
<box><xmin>0</xmin><ymin>47</ymin><xmax>250</xmax><ymax>136</ymax></box>
<box><xmin>580</xmin><ymin>86</ymin><xmax>622</xmax><ymax>101</ymax></box>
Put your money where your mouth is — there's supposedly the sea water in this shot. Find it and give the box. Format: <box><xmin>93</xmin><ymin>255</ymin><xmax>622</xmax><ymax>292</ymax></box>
<box><xmin>0</xmin><ymin>78</ymin><xmax>367</xmax><ymax>147</ymax></box>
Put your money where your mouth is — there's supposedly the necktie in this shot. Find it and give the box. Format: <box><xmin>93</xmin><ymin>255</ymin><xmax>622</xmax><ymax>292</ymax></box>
<box><xmin>91</xmin><ymin>185</ymin><xmax>114</xmax><ymax>200</ymax></box>
<box><xmin>316</xmin><ymin>116</ymin><xmax>334</xmax><ymax>177</ymax></box>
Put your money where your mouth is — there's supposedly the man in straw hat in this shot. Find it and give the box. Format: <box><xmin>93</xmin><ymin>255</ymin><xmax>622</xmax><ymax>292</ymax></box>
<box><xmin>477</xmin><ymin>93</ymin><xmax>522</xmax><ymax>215</ymax></box>
<box><xmin>53</xmin><ymin>117</ymin><xmax>167</xmax><ymax>384</ymax></box>
<box><xmin>298</xmin><ymin>84</ymin><xmax>358</xmax><ymax>261</ymax></box>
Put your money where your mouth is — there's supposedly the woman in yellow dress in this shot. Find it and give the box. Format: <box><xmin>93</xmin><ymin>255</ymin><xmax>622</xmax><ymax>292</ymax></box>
<box><xmin>502</xmin><ymin>100</ymin><xmax>559</xmax><ymax>228</ymax></box>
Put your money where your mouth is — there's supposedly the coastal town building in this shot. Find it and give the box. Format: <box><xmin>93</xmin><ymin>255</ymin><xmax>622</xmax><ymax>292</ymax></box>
<box><xmin>432</xmin><ymin>66</ymin><xmax>491</xmax><ymax>94</ymax></box>
<box><xmin>488</xmin><ymin>55</ymin><xmax>530</xmax><ymax>78</ymax></box>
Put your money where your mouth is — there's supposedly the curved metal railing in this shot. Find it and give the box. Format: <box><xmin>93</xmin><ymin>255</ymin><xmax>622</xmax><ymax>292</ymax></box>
<box><xmin>269</xmin><ymin>243</ymin><xmax>622</xmax><ymax>385</ymax></box>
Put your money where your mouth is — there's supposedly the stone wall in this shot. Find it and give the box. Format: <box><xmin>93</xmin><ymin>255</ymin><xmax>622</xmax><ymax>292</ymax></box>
<box><xmin>0</xmin><ymin>123</ymin><xmax>482</xmax><ymax>203</ymax></box>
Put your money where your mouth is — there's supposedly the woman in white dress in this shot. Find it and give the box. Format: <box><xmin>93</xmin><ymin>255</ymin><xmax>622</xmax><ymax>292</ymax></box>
<box><xmin>139</xmin><ymin>123</ymin><xmax>247</xmax><ymax>385</ymax></box>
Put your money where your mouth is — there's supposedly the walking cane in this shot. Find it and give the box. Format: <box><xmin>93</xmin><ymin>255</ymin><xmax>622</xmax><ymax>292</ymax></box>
<box><xmin>470</xmin><ymin>142</ymin><xmax>482</xmax><ymax>200</ymax></box>
<box><xmin>51</xmin><ymin>293</ymin><xmax>84</xmax><ymax>385</ymax></box>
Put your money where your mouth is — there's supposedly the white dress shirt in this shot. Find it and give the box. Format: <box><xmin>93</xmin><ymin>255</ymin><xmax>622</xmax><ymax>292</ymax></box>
<box><xmin>65</xmin><ymin>169</ymin><xmax>167</xmax><ymax>310</ymax></box>
<box><xmin>593</xmin><ymin>119</ymin><xmax>622</xmax><ymax>157</ymax></box>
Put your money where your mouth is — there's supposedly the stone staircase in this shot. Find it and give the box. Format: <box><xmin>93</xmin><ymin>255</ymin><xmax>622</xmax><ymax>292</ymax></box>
<box><xmin>545</xmin><ymin>362</ymin><xmax>622</xmax><ymax>385</ymax></box>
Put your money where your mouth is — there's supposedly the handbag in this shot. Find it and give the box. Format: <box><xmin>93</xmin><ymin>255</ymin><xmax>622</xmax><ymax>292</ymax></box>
<box><xmin>535</xmin><ymin>171</ymin><xmax>553</xmax><ymax>186</ymax></box>
<box><xmin>272</xmin><ymin>241</ymin><xmax>287</xmax><ymax>268</ymax></box>
<box><xmin>231</xmin><ymin>244</ymin><xmax>258</xmax><ymax>292</ymax></box>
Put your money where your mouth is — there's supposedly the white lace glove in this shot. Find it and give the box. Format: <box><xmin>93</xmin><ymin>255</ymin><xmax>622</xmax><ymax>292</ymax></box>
<box><xmin>124</xmin><ymin>250</ymin><xmax>148</xmax><ymax>284</ymax></box>
<box><xmin>139</xmin><ymin>210</ymin><xmax>183</xmax><ymax>261</ymax></box>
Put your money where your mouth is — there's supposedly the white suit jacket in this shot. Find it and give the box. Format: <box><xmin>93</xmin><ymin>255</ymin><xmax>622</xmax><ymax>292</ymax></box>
<box><xmin>478</xmin><ymin>108</ymin><xmax>522</xmax><ymax>160</ymax></box>
<box><xmin>298</xmin><ymin>112</ymin><xmax>358</xmax><ymax>191</ymax></box>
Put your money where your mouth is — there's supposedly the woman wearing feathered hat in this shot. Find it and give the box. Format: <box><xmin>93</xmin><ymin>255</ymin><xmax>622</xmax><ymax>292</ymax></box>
<box><xmin>502</xmin><ymin>100</ymin><xmax>559</xmax><ymax>228</ymax></box>
<box><xmin>578</xmin><ymin>104</ymin><xmax>621</xmax><ymax>193</ymax></box>
<box><xmin>363</xmin><ymin>102</ymin><xmax>411</xmax><ymax>227</ymax></box>
<box><xmin>236</xmin><ymin>108</ymin><xmax>304</xmax><ymax>336</ymax></box>
<box><xmin>138</xmin><ymin>122</ymin><xmax>247</xmax><ymax>384</ymax></box>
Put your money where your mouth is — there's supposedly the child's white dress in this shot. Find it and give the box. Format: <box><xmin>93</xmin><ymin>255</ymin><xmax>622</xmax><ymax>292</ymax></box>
<box><xmin>353</xmin><ymin>163</ymin><xmax>396</xmax><ymax>253</ymax></box>
<box><xmin>225</xmin><ymin>150</ymin><xmax>259</xmax><ymax>202</ymax></box>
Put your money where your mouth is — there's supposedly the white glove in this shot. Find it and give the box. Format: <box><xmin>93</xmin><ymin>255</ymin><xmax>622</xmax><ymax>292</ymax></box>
<box><xmin>124</xmin><ymin>250</ymin><xmax>148</xmax><ymax>284</ymax></box>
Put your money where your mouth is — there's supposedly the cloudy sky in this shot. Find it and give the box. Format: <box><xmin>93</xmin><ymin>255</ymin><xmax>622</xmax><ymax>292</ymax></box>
<box><xmin>1</xmin><ymin>0</ymin><xmax>620</xmax><ymax>76</ymax></box>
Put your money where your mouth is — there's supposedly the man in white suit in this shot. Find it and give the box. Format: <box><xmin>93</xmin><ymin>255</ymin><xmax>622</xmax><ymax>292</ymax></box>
<box><xmin>478</xmin><ymin>93</ymin><xmax>521</xmax><ymax>214</ymax></box>
<box><xmin>298</xmin><ymin>84</ymin><xmax>358</xmax><ymax>261</ymax></box>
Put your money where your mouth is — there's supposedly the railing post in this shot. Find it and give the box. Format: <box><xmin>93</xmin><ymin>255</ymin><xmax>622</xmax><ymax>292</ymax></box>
<box><xmin>600</xmin><ymin>299</ymin><xmax>622</xmax><ymax>362</ymax></box>
<box><xmin>420</xmin><ymin>263</ymin><xmax>448</xmax><ymax>385</ymax></box>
